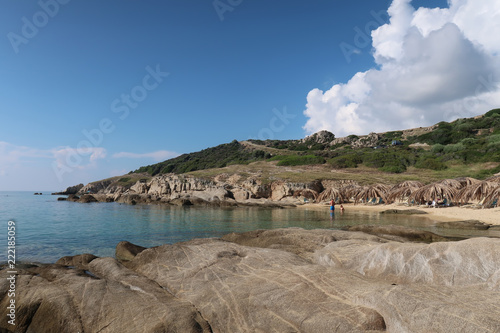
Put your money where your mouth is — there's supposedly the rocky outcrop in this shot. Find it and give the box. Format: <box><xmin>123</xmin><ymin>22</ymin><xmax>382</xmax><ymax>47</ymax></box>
<box><xmin>51</xmin><ymin>183</ymin><xmax>84</xmax><ymax>195</ymax></box>
<box><xmin>2</xmin><ymin>228</ymin><xmax>500</xmax><ymax>332</ymax></box>
<box><xmin>270</xmin><ymin>180</ymin><xmax>323</xmax><ymax>201</ymax></box>
<box><xmin>66</xmin><ymin>174</ymin><xmax>326</xmax><ymax>206</ymax></box>
<box><xmin>301</xmin><ymin>130</ymin><xmax>336</xmax><ymax>145</ymax></box>
<box><xmin>115</xmin><ymin>241</ymin><xmax>147</xmax><ymax>261</ymax></box>
<box><xmin>0</xmin><ymin>258</ymin><xmax>211</xmax><ymax>332</ymax></box>
<box><xmin>78</xmin><ymin>180</ymin><xmax>115</xmax><ymax>195</ymax></box>
<box><xmin>343</xmin><ymin>224</ymin><xmax>452</xmax><ymax>243</ymax></box>
<box><xmin>434</xmin><ymin>219</ymin><xmax>491</xmax><ymax>230</ymax></box>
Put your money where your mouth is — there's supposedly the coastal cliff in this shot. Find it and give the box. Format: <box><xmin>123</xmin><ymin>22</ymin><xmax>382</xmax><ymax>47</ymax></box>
<box><xmin>2</xmin><ymin>227</ymin><xmax>500</xmax><ymax>332</ymax></box>
<box><xmin>60</xmin><ymin>173</ymin><xmax>334</xmax><ymax>207</ymax></box>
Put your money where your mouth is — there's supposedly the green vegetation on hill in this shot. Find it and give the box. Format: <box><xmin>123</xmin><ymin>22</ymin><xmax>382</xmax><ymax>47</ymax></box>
<box><xmin>132</xmin><ymin>109</ymin><xmax>500</xmax><ymax>179</ymax></box>
<box><xmin>133</xmin><ymin>140</ymin><xmax>271</xmax><ymax>176</ymax></box>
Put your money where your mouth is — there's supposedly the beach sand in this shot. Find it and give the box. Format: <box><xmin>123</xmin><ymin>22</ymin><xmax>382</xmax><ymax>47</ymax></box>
<box><xmin>298</xmin><ymin>202</ymin><xmax>500</xmax><ymax>225</ymax></box>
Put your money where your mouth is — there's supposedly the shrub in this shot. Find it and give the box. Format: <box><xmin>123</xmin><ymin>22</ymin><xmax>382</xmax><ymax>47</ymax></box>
<box><xmin>327</xmin><ymin>153</ymin><xmax>362</xmax><ymax>168</ymax></box>
<box><xmin>431</xmin><ymin>144</ymin><xmax>445</xmax><ymax>153</ymax></box>
<box><xmin>459</xmin><ymin>138</ymin><xmax>476</xmax><ymax>146</ymax></box>
<box><xmin>379</xmin><ymin>164</ymin><xmax>406</xmax><ymax>173</ymax></box>
<box><xmin>415</xmin><ymin>157</ymin><xmax>447</xmax><ymax>170</ymax></box>
<box><xmin>443</xmin><ymin>143</ymin><xmax>465</xmax><ymax>153</ymax></box>
<box><xmin>484</xmin><ymin>108</ymin><xmax>500</xmax><ymax>118</ymax></box>
<box><xmin>276</xmin><ymin>155</ymin><xmax>325</xmax><ymax>166</ymax></box>
<box><xmin>488</xmin><ymin>134</ymin><xmax>500</xmax><ymax>144</ymax></box>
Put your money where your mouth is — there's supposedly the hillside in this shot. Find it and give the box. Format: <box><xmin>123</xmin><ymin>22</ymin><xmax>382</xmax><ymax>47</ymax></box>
<box><xmin>130</xmin><ymin>109</ymin><xmax>500</xmax><ymax>181</ymax></box>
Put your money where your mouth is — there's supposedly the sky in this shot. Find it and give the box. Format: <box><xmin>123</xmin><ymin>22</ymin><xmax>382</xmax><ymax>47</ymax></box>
<box><xmin>0</xmin><ymin>0</ymin><xmax>498</xmax><ymax>191</ymax></box>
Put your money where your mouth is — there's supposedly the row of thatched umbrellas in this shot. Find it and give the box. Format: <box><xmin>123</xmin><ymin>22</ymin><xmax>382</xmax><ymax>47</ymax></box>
<box><xmin>301</xmin><ymin>176</ymin><xmax>500</xmax><ymax>208</ymax></box>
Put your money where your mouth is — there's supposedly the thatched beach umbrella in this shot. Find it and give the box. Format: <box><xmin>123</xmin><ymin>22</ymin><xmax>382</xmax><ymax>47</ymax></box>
<box><xmin>439</xmin><ymin>179</ymin><xmax>463</xmax><ymax>189</ymax></box>
<box><xmin>408</xmin><ymin>183</ymin><xmax>458</xmax><ymax>205</ymax></box>
<box><xmin>486</xmin><ymin>175</ymin><xmax>500</xmax><ymax>183</ymax></box>
<box><xmin>353</xmin><ymin>184</ymin><xmax>390</xmax><ymax>204</ymax></box>
<box><xmin>386</xmin><ymin>187</ymin><xmax>417</xmax><ymax>204</ymax></box>
<box><xmin>390</xmin><ymin>180</ymin><xmax>424</xmax><ymax>190</ymax></box>
<box><xmin>340</xmin><ymin>184</ymin><xmax>362</xmax><ymax>200</ymax></box>
<box><xmin>293</xmin><ymin>189</ymin><xmax>319</xmax><ymax>201</ymax></box>
<box><xmin>455</xmin><ymin>177</ymin><xmax>481</xmax><ymax>188</ymax></box>
<box><xmin>482</xmin><ymin>184</ymin><xmax>500</xmax><ymax>208</ymax></box>
<box><xmin>317</xmin><ymin>187</ymin><xmax>344</xmax><ymax>203</ymax></box>
<box><xmin>456</xmin><ymin>181</ymin><xmax>497</xmax><ymax>204</ymax></box>
<box><xmin>386</xmin><ymin>181</ymin><xmax>424</xmax><ymax>204</ymax></box>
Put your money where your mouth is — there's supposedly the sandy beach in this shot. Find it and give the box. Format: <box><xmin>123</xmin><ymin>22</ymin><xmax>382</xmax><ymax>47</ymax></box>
<box><xmin>299</xmin><ymin>202</ymin><xmax>500</xmax><ymax>225</ymax></box>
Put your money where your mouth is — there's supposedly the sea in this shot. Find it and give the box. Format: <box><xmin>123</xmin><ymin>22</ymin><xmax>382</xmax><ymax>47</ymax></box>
<box><xmin>1</xmin><ymin>191</ymin><xmax>498</xmax><ymax>263</ymax></box>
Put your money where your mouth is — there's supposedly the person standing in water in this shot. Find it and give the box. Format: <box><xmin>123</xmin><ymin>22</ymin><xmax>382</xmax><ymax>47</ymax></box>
<box><xmin>330</xmin><ymin>199</ymin><xmax>335</xmax><ymax>212</ymax></box>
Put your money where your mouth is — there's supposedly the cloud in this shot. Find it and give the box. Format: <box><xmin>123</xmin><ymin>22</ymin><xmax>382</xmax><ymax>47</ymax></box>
<box><xmin>112</xmin><ymin>150</ymin><xmax>178</xmax><ymax>162</ymax></box>
<box><xmin>304</xmin><ymin>0</ymin><xmax>500</xmax><ymax>137</ymax></box>
<box><xmin>52</xmin><ymin>147</ymin><xmax>107</xmax><ymax>170</ymax></box>
<box><xmin>0</xmin><ymin>141</ymin><xmax>52</xmax><ymax>163</ymax></box>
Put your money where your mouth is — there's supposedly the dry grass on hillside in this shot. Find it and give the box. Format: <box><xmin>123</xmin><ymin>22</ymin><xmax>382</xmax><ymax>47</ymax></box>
<box><xmin>187</xmin><ymin>161</ymin><xmax>499</xmax><ymax>186</ymax></box>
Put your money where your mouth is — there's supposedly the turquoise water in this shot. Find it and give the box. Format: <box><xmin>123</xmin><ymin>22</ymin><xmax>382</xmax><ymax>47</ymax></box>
<box><xmin>0</xmin><ymin>191</ymin><xmax>497</xmax><ymax>263</ymax></box>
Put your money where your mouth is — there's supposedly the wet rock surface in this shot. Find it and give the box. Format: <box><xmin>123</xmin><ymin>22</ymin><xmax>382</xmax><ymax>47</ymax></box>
<box><xmin>2</xmin><ymin>227</ymin><xmax>500</xmax><ymax>332</ymax></box>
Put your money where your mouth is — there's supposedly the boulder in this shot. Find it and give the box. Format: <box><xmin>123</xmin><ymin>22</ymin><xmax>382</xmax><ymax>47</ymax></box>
<box><xmin>314</xmin><ymin>236</ymin><xmax>500</xmax><ymax>289</ymax></box>
<box><xmin>52</xmin><ymin>183</ymin><xmax>84</xmax><ymax>195</ymax></box>
<box><xmin>56</xmin><ymin>253</ymin><xmax>98</xmax><ymax>270</ymax></box>
<box><xmin>222</xmin><ymin>227</ymin><xmax>388</xmax><ymax>261</ymax></box>
<box><xmin>115</xmin><ymin>241</ymin><xmax>147</xmax><ymax>262</ymax></box>
<box><xmin>130</xmin><ymin>180</ymin><xmax>149</xmax><ymax>194</ymax></box>
<box><xmin>231</xmin><ymin>187</ymin><xmax>251</xmax><ymax>201</ymax></box>
<box><xmin>0</xmin><ymin>259</ymin><xmax>211</xmax><ymax>333</ymax></box>
<box><xmin>343</xmin><ymin>224</ymin><xmax>451</xmax><ymax>243</ymax></box>
<box><xmin>129</xmin><ymin>238</ymin><xmax>387</xmax><ymax>332</ymax></box>
<box><xmin>78</xmin><ymin>194</ymin><xmax>98</xmax><ymax>203</ymax></box>
<box><xmin>78</xmin><ymin>180</ymin><xmax>113</xmax><ymax>195</ymax></box>
<box><xmin>435</xmin><ymin>220</ymin><xmax>491</xmax><ymax>230</ymax></box>
<box><xmin>380</xmin><ymin>209</ymin><xmax>427</xmax><ymax>215</ymax></box>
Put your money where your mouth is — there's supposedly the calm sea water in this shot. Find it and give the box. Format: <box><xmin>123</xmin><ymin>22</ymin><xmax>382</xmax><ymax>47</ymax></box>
<box><xmin>0</xmin><ymin>191</ymin><xmax>497</xmax><ymax>263</ymax></box>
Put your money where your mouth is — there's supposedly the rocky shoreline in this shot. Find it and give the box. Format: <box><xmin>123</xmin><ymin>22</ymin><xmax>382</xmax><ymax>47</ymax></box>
<box><xmin>54</xmin><ymin>173</ymin><xmax>337</xmax><ymax>208</ymax></box>
<box><xmin>1</xmin><ymin>227</ymin><xmax>500</xmax><ymax>332</ymax></box>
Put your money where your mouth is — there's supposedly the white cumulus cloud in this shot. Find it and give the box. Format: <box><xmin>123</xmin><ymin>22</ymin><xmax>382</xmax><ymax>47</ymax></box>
<box><xmin>304</xmin><ymin>0</ymin><xmax>500</xmax><ymax>137</ymax></box>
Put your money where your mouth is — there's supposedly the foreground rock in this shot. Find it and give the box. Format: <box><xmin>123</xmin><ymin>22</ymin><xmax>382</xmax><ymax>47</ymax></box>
<box><xmin>434</xmin><ymin>219</ymin><xmax>491</xmax><ymax>230</ymax></box>
<box><xmin>0</xmin><ymin>258</ymin><xmax>211</xmax><ymax>332</ymax></box>
<box><xmin>2</xmin><ymin>228</ymin><xmax>500</xmax><ymax>332</ymax></box>
<box><xmin>343</xmin><ymin>224</ymin><xmax>453</xmax><ymax>242</ymax></box>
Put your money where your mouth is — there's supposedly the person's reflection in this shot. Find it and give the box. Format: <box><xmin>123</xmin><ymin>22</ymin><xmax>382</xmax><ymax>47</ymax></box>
<box><xmin>330</xmin><ymin>211</ymin><xmax>335</xmax><ymax>222</ymax></box>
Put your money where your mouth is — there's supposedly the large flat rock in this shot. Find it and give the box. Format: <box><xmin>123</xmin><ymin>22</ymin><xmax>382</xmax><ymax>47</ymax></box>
<box><xmin>2</xmin><ymin>228</ymin><xmax>500</xmax><ymax>332</ymax></box>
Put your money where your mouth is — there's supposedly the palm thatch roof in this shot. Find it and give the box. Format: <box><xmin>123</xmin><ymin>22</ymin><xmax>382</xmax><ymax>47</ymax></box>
<box><xmin>385</xmin><ymin>187</ymin><xmax>416</xmax><ymax>203</ymax></box>
<box><xmin>385</xmin><ymin>181</ymin><xmax>424</xmax><ymax>204</ymax></box>
<box><xmin>408</xmin><ymin>183</ymin><xmax>458</xmax><ymax>204</ymax></box>
<box><xmin>317</xmin><ymin>187</ymin><xmax>344</xmax><ymax>203</ymax></box>
<box><xmin>390</xmin><ymin>180</ymin><xmax>424</xmax><ymax>190</ymax></box>
<box><xmin>456</xmin><ymin>181</ymin><xmax>497</xmax><ymax>204</ymax></box>
<box><xmin>340</xmin><ymin>184</ymin><xmax>362</xmax><ymax>199</ymax></box>
<box><xmin>482</xmin><ymin>185</ymin><xmax>500</xmax><ymax>208</ymax></box>
<box><xmin>486</xmin><ymin>175</ymin><xmax>500</xmax><ymax>183</ymax></box>
<box><xmin>455</xmin><ymin>177</ymin><xmax>481</xmax><ymax>188</ymax></box>
<box><xmin>353</xmin><ymin>184</ymin><xmax>390</xmax><ymax>204</ymax></box>
<box><xmin>439</xmin><ymin>179</ymin><xmax>463</xmax><ymax>189</ymax></box>
<box><xmin>293</xmin><ymin>189</ymin><xmax>319</xmax><ymax>201</ymax></box>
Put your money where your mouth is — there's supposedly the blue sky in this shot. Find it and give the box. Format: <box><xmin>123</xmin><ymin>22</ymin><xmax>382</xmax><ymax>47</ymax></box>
<box><xmin>1</xmin><ymin>0</ymin><xmax>498</xmax><ymax>191</ymax></box>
